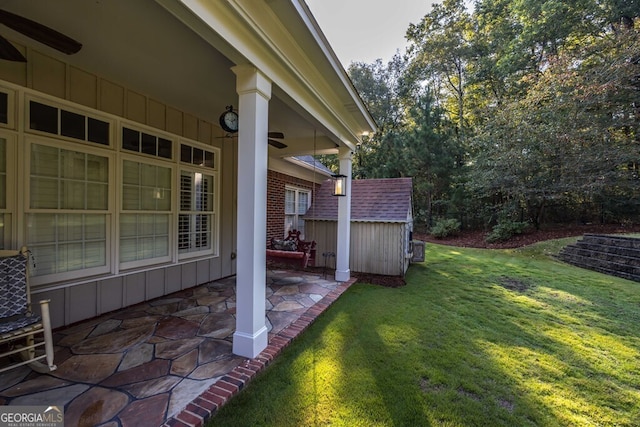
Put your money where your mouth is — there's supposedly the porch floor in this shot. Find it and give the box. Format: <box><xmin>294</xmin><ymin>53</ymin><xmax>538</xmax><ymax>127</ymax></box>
<box><xmin>0</xmin><ymin>269</ymin><xmax>355</xmax><ymax>426</ymax></box>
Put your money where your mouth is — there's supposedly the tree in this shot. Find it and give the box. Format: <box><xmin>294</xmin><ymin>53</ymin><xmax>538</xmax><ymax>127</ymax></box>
<box><xmin>471</xmin><ymin>27</ymin><xmax>640</xmax><ymax>227</ymax></box>
<box><xmin>406</xmin><ymin>0</ymin><xmax>474</xmax><ymax>138</ymax></box>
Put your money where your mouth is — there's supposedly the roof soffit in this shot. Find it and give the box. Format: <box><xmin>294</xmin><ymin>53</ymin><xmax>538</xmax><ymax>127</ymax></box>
<box><xmin>159</xmin><ymin>0</ymin><xmax>374</xmax><ymax>149</ymax></box>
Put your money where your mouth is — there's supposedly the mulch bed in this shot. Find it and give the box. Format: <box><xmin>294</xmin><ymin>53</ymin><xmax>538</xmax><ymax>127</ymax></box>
<box><xmin>415</xmin><ymin>223</ymin><xmax>640</xmax><ymax>249</ymax></box>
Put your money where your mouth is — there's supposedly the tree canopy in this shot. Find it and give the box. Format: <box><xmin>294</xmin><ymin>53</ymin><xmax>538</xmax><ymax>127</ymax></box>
<box><xmin>345</xmin><ymin>0</ymin><xmax>639</xmax><ymax>232</ymax></box>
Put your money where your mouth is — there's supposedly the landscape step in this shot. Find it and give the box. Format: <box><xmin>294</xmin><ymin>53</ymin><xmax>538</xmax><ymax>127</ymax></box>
<box><xmin>558</xmin><ymin>234</ymin><xmax>640</xmax><ymax>283</ymax></box>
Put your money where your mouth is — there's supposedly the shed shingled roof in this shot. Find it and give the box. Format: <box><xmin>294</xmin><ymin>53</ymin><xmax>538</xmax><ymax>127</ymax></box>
<box><xmin>303</xmin><ymin>177</ymin><xmax>413</xmax><ymax>222</ymax></box>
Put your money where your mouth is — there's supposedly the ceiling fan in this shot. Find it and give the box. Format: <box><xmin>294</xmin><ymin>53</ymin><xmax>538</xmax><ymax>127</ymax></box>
<box><xmin>0</xmin><ymin>9</ymin><xmax>82</xmax><ymax>62</ymax></box>
<box><xmin>268</xmin><ymin>131</ymin><xmax>287</xmax><ymax>149</ymax></box>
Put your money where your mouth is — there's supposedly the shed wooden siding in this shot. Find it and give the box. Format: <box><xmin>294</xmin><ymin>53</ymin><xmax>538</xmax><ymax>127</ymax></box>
<box><xmin>307</xmin><ymin>221</ymin><xmax>407</xmax><ymax>276</ymax></box>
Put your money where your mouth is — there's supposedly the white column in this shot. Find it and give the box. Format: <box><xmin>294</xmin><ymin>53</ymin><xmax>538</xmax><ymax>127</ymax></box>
<box><xmin>335</xmin><ymin>147</ymin><xmax>352</xmax><ymax>282</ymax></box>
<box><xmin>232</xmin><ymin>65</ymin><xmax>271</xmax><ymax>358</ymax></box>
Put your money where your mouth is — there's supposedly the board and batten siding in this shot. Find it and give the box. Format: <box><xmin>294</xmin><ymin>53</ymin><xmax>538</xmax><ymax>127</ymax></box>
<box><xmin>0</xmin><ymin>46</ymin><xmax>238</xmax><ymax>329</ymax></box>
<box><xmin>307</xmin><ymin>221</ymin><xmax>407</xmax><ymax>276</ymax></box>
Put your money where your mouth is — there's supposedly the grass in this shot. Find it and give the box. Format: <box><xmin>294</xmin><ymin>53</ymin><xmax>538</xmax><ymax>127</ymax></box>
<box><xmin>209</xmin><ymin>239</ymin><xmax>640</xmax><ymax>426</ymax></box>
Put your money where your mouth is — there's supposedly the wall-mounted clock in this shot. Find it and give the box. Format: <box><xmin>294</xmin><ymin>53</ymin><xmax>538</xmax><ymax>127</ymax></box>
<box><xmin>219</xmin><ymin>105</ymin><xmax>238</xmax><ymax>133</ymax></box>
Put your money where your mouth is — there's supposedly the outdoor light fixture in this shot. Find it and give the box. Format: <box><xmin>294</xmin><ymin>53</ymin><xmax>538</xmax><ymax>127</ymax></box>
<box><xmin>332</xmin><ymin>174</ymin><xmax>347</xmax><ymax>197</ymax></box>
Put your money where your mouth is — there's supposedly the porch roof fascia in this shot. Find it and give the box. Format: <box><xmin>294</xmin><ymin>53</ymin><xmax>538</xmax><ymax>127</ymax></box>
<box><xmin>155</xmin><ymin>0</ymin><xmax>377</xmax><ymax>152</ymax></box>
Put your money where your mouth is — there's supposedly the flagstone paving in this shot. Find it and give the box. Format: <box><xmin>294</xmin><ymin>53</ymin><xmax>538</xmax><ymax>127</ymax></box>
<box><xmin>0</xmin><ymin>270</ymin><xmax>355</xmax><ymax>426</ymax></box>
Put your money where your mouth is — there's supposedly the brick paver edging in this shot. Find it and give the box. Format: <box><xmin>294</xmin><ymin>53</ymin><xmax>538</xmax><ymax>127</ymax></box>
<box><xmin>164</xmin><ymin>278</ymin><xmax>356</xmax><ymax>427</ymax></box>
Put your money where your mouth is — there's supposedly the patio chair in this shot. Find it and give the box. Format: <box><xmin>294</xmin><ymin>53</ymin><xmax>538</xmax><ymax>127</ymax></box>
<box><xmin>0</xmin><ymin>247</ymin><xmax>56</xmax><ymax>373</ymax></box>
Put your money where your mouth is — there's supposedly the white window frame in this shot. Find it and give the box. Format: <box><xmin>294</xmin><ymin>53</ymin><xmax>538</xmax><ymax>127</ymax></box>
<box><xmin>284</xmin><ymin>186</ymin><xmax>311</xmax><ymax>239</ymax></box>
<box><xmin>118</xmin><ymin>153</ymin><xmax>174</xmax><ymax>270</ymax></box>
<box><xmin>0</xmin><ymin>84</ymin><xmax>16</xmax><ymax>130</ymax></box>
<box><xmin>25</xmin><ymin>94</ymin><xmax>114</xmax><ymax>149</ymax></box>
<box><xmin>24</xmin><ymin>135</ymin><xmax>113</xmax><ymax>286</ymax></box>
<box><xmin>0</xmin><ymin>131</ymin><xmax>16</xmax><ymax>250</ymax></box>
<box><xmin>178</xmin><ymin>167</ymin><xmax>218</xmax><ymax>259</ymax></box>
<box><xmin>9</xmin><ymin>86</ymin><xmax>223</xmax><ymax>286</ymax></box>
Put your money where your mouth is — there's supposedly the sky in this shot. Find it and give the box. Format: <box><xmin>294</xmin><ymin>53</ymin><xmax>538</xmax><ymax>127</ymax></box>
<box><xmin>306</xmin><ymin>0</ymin><xmax>436</xmax><ymax>68</ymax></box>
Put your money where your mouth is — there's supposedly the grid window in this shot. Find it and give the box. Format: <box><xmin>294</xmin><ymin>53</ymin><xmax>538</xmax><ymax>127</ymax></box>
<box><xmin>122</xmin><ymin>127</ymin><xmax>172</xmax><ymax>159</ymax></box>
<box><xmin>284</xmin><ymin>187</ymin><xmax>310</xmax><ymax>238</ymax></box>
<box><xmin>120</xmin><ymin>159</ymin><xmax>171</xmax><ymax>264</ymax></box>
<box><xmin>29</xmin><ymin>101</ymin><xmax>110</xmax><ymax>146</ymax></box>
<box><xmin>179</xmin><ymin>171</ymin><xmax>214</xmax><ymax>255</ymax></box>
<box><xmin>180</xmin><ymin>144</ymin><xmax>215</xmax><ymax>169</ymax></box>
<box><xmin>30</xmin><ymin>145</ymin><xmax>108</xmax><ymax>210</ymax></box>
<box><xmin>27</xmin><ymin>143</ymin><xmax>109</xmax><ymax>276</ymax></box>
<box><xmin>26</xmin><ymin>213</ymin><xmax>107</xmax><ymax>275</ymax></box>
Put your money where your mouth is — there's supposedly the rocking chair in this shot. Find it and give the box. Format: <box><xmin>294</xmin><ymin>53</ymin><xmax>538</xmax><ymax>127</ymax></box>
<box><xmin>0</xmin><ymin>247</ymin><xmax>56</xmax><ymax>373</ymax></box>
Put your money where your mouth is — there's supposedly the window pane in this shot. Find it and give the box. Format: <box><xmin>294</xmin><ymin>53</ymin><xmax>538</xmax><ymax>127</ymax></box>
<box><xmin>178</xmin><ymin>214</ymin><xmax>189</xmax><ymax>249</ymax></box>
<box><xmin>156</xmin><ymin>190</ymin><xmax>171</xmax><ymax>211</ymax></box>
<box><xmin>56</xmin><ymin>214</ymin><xmax>83</xmax><ymax>241</ymax></box>
<box><xmin>32</xmin><ymin>244</ymin><xmax>56</xmax><ymax>275</ymax></box>
<box><xmin>0</xmin><ymin>92</ymin><xmax>7</xmax><ymax>124</ymax></box>
<box><xmin>31</xmin><ymin>178</ymin><xmax>59</xmax><ymax>209</ymax></box>
<box><xmin>141</xmin><ymin>133</ymin><xmax>156</xmax><ymax>156</ymax></box>
<box><xmin>122</xmin><ymin>185</ymin><xmax>140</xmax><ymax>210</ymax></box>
<box><xmin>120</xmin><ymin>214</ymin><xmax>136</xmax><ymax>238</ymax></box>
<box><xmin>60</xmin><ymin>149</ymin><xmax>86</xmax><ymax>180</ymax></box>
<box><xmin>27</xmin><ymin>213</ymin><xmax>107</xmax><ymax>276</ymax></box>
<box><xmin>158</xmin><ymin>138</ymin><xmax>172</xmax><ymax>159</ymax></box>
<box><xmin>140</xmin><ymin>163</ymin><xmax>156</xmax><ymax>187</ymax></box>
<box><xmin>119</xmin><ymin>213</ymin><xmax>169</xmax><ymax>262</ymax></box>
<box><xmin>86</xmin><ymin>183</ymin><xmax>108</xmax><ymax>210</ymax></box>
<box><xmin>285</xmin><ymin>189</ymin><xmax>295</xmax><ymax>214</ymax></box>
<box><xmin>28</xmin><ymin>214</ymin><xmax>56</xmax><ymax>243</ymax></box>
<box><xmin>204</xmin><ymin>151</ymin><xmax>214</xmax><ymax>169</ymax></box>
<box><xmin>122</xmin><ymin>127</ymin><xmax>139</xmax><ymax>152</ymax></box>
<box><xmin>87</xmin><ymin>154</ymin><xmax>108</xmax><ymax>183</ymax></box>
<box><xmin>30</xmin><ymin>101</ymin><xmax>58</xmax><ymax>134</ymax></box>
<box><xmin>193</xmin><ymin>148</ymin><xmax>203</xmax><ymax>166</ymax></box>
<box><xmin>84</xmin><ymin>241</ymin><xmax>106</xmax><ymax>267</ymax></box>
<box><xmin>154</xmin><ymin>237</ymin><xmax>168</xmax><ymax>257</ymax></box>
<box><xmin>284</xmin><ymin>215</ymin><xmax>294</xmax><ymax>235</ymax></box>
<box><xmin>180</xmin><ymin>173</ymin><xmax>192</xmax><ymax>210</ymax></box>
<box><xmin>123</xmin><ymin>160</ymin><xmax>139</xmax><ymax>185</ymax></box>
<box><xmin>31</xmin><ymin>144</ymin><xmax>59</xmax><ymax>177</ymax></box>
<box><xmin>157</xmin><ymin>167</ymin><xmax>171</xmax><ymax>188</ymax></box>
<box><xmin>61</xmin><ymin>110</ymin><xmax>85</xmax><ymax>140</ymax></box>
<box><xmin>61</xmin><ymin>181</ymin><xmax>85</xmax><ymax>209</ymax></box>
<box><xmin>181</xmin><ymin>144</ymin><xmax>191</xmax><ymax>163</ymax></box>
<box><xmin>88</xmin><ymin>117</ymin><xmax>109</xmax><ymax>145</ymax></box>
<box><xmin>85</xmin><ymin>215</ymin><xmax>106</xmax><ymax>240</ymax></box>
<box><xmin>298</xmin><ymin>192</ymin><xmax>309</xmax><ymax>214</ymax></box>
<box><xmin>120</xmin><ymin>238</ymin><xmax>137</xmax><ymax>262</ymax></box>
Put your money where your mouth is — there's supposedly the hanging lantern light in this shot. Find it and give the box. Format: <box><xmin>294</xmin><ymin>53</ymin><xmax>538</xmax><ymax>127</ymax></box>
<box><xmin>332</xmin><ymin>174</ymin><xmax>347</xmax><ymax>197</ymax></box>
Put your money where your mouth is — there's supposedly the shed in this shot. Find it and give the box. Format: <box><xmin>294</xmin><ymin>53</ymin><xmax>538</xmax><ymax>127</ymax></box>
<box><xmin>304</xmin><ymin>177</ymin><xmax>414</xmax><ymax>276</ymax></box>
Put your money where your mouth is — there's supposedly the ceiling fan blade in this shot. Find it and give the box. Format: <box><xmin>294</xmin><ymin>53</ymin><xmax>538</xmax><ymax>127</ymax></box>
<box><xmin>0</xmin><ymin>9</ymin><xmax>82</xmax><ymax>55</ymax></box>
<box><xmin>0</xmin><ymin>34</ymin><xmax>25</xmax><ymax>61</ymax></box>
<box><xmin>268</xmin><ymin>139</ymin><xmax>287</xmax><ymax>149</ymax></box>
<box><xmin>267</xmin><ymin>131</ymin><xmax>285</xmax><ymax>139</ymax></box>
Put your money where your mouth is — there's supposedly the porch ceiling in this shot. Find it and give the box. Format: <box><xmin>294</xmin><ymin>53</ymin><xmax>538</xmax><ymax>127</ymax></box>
<box><xmin>0</xmin><ymin>0</ymin><xmax>347</xmax><ymax>156</ymax></box>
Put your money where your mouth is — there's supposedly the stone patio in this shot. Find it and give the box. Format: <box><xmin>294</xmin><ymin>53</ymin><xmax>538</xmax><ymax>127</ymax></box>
<box><xmin>0</xmin><ymin>269</ymin><xmax>356</xmax><ymax>426</ymax></box>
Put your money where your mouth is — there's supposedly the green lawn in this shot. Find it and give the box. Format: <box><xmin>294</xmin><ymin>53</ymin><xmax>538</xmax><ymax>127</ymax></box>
<box><xmin>209</xmin><ymin>239</ymin><xmax>640</xmax><ymax>426</ymax></box>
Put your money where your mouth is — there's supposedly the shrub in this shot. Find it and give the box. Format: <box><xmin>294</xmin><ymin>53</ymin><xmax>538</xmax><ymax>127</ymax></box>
<box><xmin>486</xmin><ymin>220</ymin><xmax>529</xmax><ymax>243</ymax></box>
<box><xmin>430</xmin><ymin>218</ymin><xmax>461</xmax><ymax>238</ymax></box>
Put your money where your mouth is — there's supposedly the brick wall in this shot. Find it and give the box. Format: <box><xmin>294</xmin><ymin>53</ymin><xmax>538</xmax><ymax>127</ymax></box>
<box><xmin>266</xmin><ymin>170</ymin><xmax>318</xmax><ymax>244</ymax></box>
